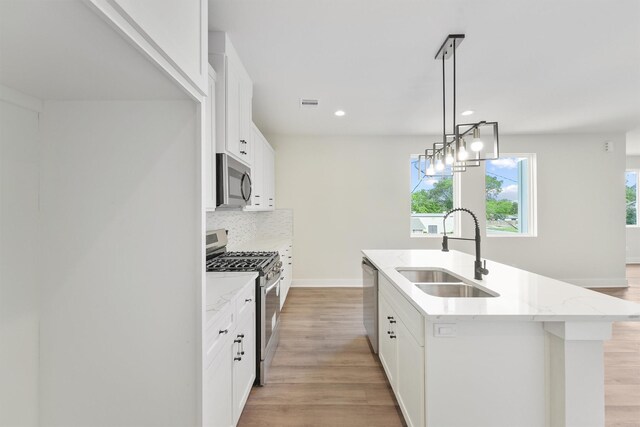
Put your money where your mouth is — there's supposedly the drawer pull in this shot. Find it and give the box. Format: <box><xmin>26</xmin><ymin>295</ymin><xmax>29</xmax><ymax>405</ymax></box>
<box><xmin>234</xmin><ymin>339</ymin><xmax>241</xmax><ymax>343</ymax></box>
<box><xmin>390</xmin><ymin>335</ymin><xmax>397</xmax><ymax>339</ymax></box>
<box><xmin>245</xmin><ymin>298</ymin><xmax>252</xmax><ymax>302</ymax></box>
<box><xmin>390</xmin><ymin>320</ymin><xmax>396</xmax><ymax>324</ymax></box>
<box><xmin>219</xmin><ymin>329</ymin><xmax>228</xmax><ymax>335</ymax></box>
<box><xmin>387</xmin><ymin>316</ymin><xmax>394</xmax><ymax>320</ymax></box>
<box><xmin>234</xmin><ymin>357</ymin><xmax>242</xmax><ymax>361</ymax></box>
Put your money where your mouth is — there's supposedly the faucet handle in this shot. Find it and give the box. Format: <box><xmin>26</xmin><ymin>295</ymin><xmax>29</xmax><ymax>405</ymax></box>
<box><xmin>481</xmin><ymin>260</ymin><xmax>489</xmax><ymax>275</ymax></box>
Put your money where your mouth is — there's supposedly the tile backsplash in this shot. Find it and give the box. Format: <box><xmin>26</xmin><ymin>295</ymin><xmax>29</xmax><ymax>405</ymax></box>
<box><xmin>207</xmin><ymin>209</ymin><xmax>293</xmax><ymax>250</ymax></box>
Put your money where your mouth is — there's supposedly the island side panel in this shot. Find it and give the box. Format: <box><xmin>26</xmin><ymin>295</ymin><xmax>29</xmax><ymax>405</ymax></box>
<box><xmin>424</xmin><ymin>320</ymin><xmax>546</xmax><ymax>427</ymax></box>
<box><xmin>544</xmin><ymin>322</ymin><xmax>611</xmax><ymax>427</ymax></box>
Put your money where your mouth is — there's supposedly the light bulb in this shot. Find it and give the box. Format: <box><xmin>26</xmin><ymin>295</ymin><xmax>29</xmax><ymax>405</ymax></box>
<box><xmin>426</xmin><ymin>164</ymin><xmax>435</xmax><ymax>175</ymax></box>
<box><xmin>458</xmin><ymin>146</ymin><xmax>468</xmax><ymax>161</ymax></box>
<box><xmin>445</xmin><ymin>146</ymin><xmax>454</xmax><ymax>165</ymax></box>
<box><xmin>435</xmin><ymin>158</ymin><xmax>445</xmax><ymax>171</ymax></box>
<box><xmin>470</xmin><ymin>127</ymin><xmax>483</xmax><ymax>152</ymax></box>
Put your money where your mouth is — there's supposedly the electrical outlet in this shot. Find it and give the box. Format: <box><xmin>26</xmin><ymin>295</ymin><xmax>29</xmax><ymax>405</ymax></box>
<box><xmin>434</xmin><ymin>323</ymin><xmax>457</xmax><ymax>337</ymax></box>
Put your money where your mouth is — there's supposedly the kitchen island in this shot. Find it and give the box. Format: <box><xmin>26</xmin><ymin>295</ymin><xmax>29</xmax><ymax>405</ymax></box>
<box><xmin>362</xmin><ymin>249</ymin><xmax>640</xmax><ymax>427</ymax></box>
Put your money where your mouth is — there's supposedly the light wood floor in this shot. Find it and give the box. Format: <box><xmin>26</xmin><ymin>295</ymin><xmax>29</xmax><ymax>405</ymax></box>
<box><xmin>238</xmin><ymin>267</ymin><xmax>640</xmax><ymax>427</ymax></box>
<box><xmin>594</xmin><ymin>264</ymin><xmax>640</xmax><ymax>427</ymax></box>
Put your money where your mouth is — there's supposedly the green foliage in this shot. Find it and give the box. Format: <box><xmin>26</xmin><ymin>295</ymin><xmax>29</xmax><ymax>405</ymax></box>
<box><xmin>411</xmin><ymin>177</ymin><xmax>453</xmax><ymax>214</ymax></box>
<box><xmin>486</xmin><ymin>200</ymin><xmax>518</xmax><ymax>221</ymax></box>
<box><xmin>627</xmin><ymin>184</ymin><xmax>637</xmax><ymax>225</ymax></box>
<box><xmin>485</xmin><ymin>175</ymin><xmax>503</xmax><ymax>201</ymax></box>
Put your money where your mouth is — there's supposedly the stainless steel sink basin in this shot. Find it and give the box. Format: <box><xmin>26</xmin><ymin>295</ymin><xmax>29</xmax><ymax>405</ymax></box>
<box><xmin>396</xmin><ymin>268</ymin><xmax>461</xmax><ymax>283</ymax></box>
<box><xmin>415</xmin><ymin>283</ymin><xmax>496</xmax><ymax>298</ymax></box>
<box><xmin>395</xmin><ymin>267</ymin><xmax>498</xmax><ymax>298</ymax></box>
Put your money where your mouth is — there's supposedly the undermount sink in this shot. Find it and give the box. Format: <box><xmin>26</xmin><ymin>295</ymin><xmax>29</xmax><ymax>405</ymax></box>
<box><xmin>415</xmin><ymin>283</ymin><xmax>496</xmax><ymax>298</ymax></box>
<box><xmin>396</xmin><ymin>268</ymin><xmax>461</xmax><ymax>283</ymax></box>
<box><xmin>395</xmin><ymin>268</ymin><xmax>498</xmax><ymax>298</ymax></box>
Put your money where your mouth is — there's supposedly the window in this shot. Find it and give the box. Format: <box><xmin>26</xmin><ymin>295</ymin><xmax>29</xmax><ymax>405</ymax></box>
<box><xmin>410</xmin><ymin>156</ymin><xmax>458</xmax><ymax>237</ymax></box>
<box><xmin>627</xmin><ymin>170</ymin><xmax>638</xmax><ymax>226</ymax></box>
<box><xmin>485</xmin><ymin>155</ymin><xmax>536</xmax><ymax>236</ymax></box>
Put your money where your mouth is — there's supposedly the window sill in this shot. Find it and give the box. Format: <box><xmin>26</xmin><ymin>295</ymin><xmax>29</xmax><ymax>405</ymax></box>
<box><xmin>626</xmin><ymin>225</ymin><xmax>640</xmax><ymax>228</ymax></box>
<box><xmin>486</xmin><ymin>233</ymin><xmax>537</xmax><ymax>238</ymax></box>
<box><xmin>410</xmin><ymin>234</ymin><xmax>459</xmax><ymax>239</ymax></box>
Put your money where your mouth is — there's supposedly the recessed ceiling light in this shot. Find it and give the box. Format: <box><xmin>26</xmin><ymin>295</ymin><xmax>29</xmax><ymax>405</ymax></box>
<box><xmin>461</xmin><ymin>110</ymin><xmax>474</xmax><ymax>116</ymax></box>
<box><xmin>334</xmin><ymin>110</ymin><xmax>345</xmax><ymax>117</ymax></box>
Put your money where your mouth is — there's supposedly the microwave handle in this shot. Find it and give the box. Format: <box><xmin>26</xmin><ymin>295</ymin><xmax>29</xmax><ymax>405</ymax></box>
<box><xmin>240</xmin><ymin>172</ymin><xmax>252</xmax><ymax>202</ymax></box>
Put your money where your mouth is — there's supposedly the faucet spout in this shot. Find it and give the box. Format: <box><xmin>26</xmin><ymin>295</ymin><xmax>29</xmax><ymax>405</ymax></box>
<box><xmin>441</xmin><ymin>208</ymin><xmax>489</xmax><ymax>280</ymax></box>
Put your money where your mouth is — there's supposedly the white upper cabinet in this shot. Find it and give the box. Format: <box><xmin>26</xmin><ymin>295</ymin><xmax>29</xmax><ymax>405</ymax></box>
<box><xmin>205</xmin><ymin>65</ymin><xmax>217</xmax><ymax>211</ymax></box>
<box><xmin>246</xmin><ymin>124</ymin><xmax>275</xmax><ymax>211</ymax></box>
<box><xmin>88</xmin><ymin>0</ymin><xmax>208</xmax><ymax>96</ymax></box>
<box><xmin>209</xmin><ymin>32</ymin><xmax>254</xmax><ymax>167</ymax></box>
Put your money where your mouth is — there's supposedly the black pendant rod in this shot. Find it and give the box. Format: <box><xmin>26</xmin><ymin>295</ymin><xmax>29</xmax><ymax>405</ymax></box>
<box><xmin>442</xmin><ymin>55</ymin><xmax>446</xmax><ymax>150</ymax></box>
<box><xmin>452</xmin><ymin>39</ymin><xmax>456</xmax><ymax>147</ymax></box>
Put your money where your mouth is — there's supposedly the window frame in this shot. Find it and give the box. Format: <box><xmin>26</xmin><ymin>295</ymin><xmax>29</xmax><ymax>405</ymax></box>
<box><xmin>626</xmin><ymin>169</ymin><xmax>639</xmax><ymax>228</ymax></box>
<box><xmin>409</xmin><ymin>154</ymin><xmax>461</xmax><ymax>238</ymax></box>
<box><xmin>485</xmin><ymin>153</ymin><xmax>538</xmax><ymax>238</ymax></box>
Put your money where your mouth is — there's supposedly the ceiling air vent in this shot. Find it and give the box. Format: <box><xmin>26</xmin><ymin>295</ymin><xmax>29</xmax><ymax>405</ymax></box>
<box><xmin>300</xmin><ymin>99</ymin><xmax>319</xmax><ymax>108</ymax></box>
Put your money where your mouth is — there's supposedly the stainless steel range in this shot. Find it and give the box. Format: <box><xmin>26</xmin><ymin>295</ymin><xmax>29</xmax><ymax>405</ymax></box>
<box><xmin>206</xmin><ymin>229</ymin><xmax>282</xmax><ymax>386</ymax></box>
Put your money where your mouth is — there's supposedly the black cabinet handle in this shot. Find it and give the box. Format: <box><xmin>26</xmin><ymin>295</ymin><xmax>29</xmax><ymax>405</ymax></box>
<box><xmin>240</xmin><ymin>140</ymin><xmax>247</xmax><ymax>144</ymax></box>
<box><xmin>238</xmin><ymin>334</ymin><xmax>245</xmax><ymax>338</ymax></box>
<box><xmin>240</xmin><ymin>150</ymin><xmax>247</xmax><ymax>155</ymax></box>
<box><xmin>219</xmin><ymin>329</ymin><xmax>228</xmax><ymax>334</ymax></box>
<box><xmin>390</xmin><ymin>320</ymin><xmax>396</xmax><ymax>324</ymax></box>
<box><xmin>234</xmin><ymin>339</ymin><xmax>241</xmax><ymax>343</ymax></box>
<box><xmin>245</xmin><ymin>298</ymin><xmax>252</xmax><ymax>302</ymax></box>
<box><xmin>387</xmin><ymin>316</ymin><xmax>394</xmax><ymax>320</ymax></box>
<box><xmin>390</xmin><ymin>335</ymin><xmax>397</xmax><ymax>339</ymax></box>
<box><xmin>234</xmin><ymin>357</ymin><xmax>242</xmax><ymax>361</ymax></box>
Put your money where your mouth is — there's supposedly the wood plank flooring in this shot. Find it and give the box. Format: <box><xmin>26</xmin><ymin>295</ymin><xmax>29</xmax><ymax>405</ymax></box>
<box><xmin>238</xmin><ymin>267</ymin><xmax>640</xmax><ymax>427</ymax></box>
<box><xmin>238</xmin><ymin>288</ymin><xmax>405</xmax><ymax>427</ymax></box>
<box><xmin>594</xmin><ymin>264</ymin><xmax>640</xmax><ymax>427</ymax></box>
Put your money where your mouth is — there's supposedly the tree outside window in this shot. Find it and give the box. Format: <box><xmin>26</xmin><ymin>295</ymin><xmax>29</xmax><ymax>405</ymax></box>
<box><xmin>410</xmin><ymin>156</ymin><xmax>456</xmax><ymax>236</ymax></box>
<box><xmin>486</xmin><ymin>156</ymin><xmax>535</xmax><ymax>235</ymax></box>
<box><xmin>626</xmin><ymin>171</ymin><xmax>638</xmax><ymax>226</ymax></box>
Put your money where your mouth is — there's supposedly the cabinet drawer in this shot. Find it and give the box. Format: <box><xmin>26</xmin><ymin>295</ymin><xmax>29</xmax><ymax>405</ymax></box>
<box><xmin>379</xmin><ymin>274</ymin><xmax>424</xmax><ymax>346</ymax></box>
<box><xmin>205</xmin><ymin>307</ymin><xmax>235</xmax><ymax>368</ymax></box>
<box><xmin>236</xmin><ymin>282</ymin><xmax>255</xmax><ymax>322</ymax></box>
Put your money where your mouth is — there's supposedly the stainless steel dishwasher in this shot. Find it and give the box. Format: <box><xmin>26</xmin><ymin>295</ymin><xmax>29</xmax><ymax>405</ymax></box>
<box><xmin>362</xmin><ymin>258</ymin><xmax>378</xmax><ymax>353</ymax></box>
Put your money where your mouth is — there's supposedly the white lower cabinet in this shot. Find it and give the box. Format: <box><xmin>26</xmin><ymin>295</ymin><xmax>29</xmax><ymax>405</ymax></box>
<box><xmin>204</xmin><ymin>282</ymin><xmax>255</xmax><ymax>427</ymax></box>
<box><xmin>278</xmin><ymin>243</ymin><xmax>293</xmax><ymax>309</ymax></box>
<box><xmin>205</xmin><ymin>345</ymin><xmax>233</xmax><ymax>427</ymax></box>
<box><xmin>378</xmin><ymin>276</ymin><xmax>425</xmax><ymax>427</ymax></box>
<box><xmin>232</xmin><ymin>304</ymin><xmax>255</xmax><ymax>424</ymax></box>
<box><xmin>378</xmin><ymin>293</ymin><xmax>398</xmax><ymax>389</ymax></box>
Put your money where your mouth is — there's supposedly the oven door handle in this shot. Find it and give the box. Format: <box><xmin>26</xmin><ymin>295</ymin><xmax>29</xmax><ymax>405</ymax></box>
<box><xmin>264</xmin><ymin>276</ymin><xmax>282</xmax><ymax>294</ymax></box>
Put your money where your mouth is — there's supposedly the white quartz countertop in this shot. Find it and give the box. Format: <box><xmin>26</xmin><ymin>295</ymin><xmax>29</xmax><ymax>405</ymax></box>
<box><xmin>362</xmin><ymin>249</ymin><xmax>640</xmax><ymax>321</ymax></box>
<box><xmin>206</xmin><ymin>272</ymin><xmax>257</xmax><ymax>325</ymax></box>
<box><xmin>234</xmin><ymin>237</ymin><xmax>291</xmax><ymax>252</ymax></box>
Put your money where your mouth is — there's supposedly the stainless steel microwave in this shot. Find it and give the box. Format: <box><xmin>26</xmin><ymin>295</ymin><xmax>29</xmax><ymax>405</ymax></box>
<box><xmin>216</xmin><ymin>154</ymin><xmax>252</xmax><ymax>209</ymax></box>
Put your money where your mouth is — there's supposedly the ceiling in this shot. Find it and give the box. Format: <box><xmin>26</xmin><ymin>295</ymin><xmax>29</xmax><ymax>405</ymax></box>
<box><xmin>209</xmin><ymin>0</ymin><xmax>640</xmax><ymax>136</ymax></box>
<box><xmin>0</xmin><ymin>1</ymin><xmax>187</xmax><ymax>101</ymax></box>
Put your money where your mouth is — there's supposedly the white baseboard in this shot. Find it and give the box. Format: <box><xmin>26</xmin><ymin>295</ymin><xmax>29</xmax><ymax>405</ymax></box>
<box><xmin>292</xmin><ymin>279</ymin><xmax>362</xmax><ymax>288</ymax></box>
<box><xmin>563</xmin><ymin>277</ymin><xmax>629</xmax><ymax>288</ymax></box>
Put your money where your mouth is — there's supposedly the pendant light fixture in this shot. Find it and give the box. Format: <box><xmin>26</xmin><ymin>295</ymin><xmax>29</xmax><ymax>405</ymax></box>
<box><xmin>423</xmin><ymin>34</ymin><xmax>500</xmax><ymax>176</ymax></box>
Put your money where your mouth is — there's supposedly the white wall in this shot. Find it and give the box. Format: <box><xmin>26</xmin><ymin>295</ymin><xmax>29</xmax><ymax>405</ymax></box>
<box><xmin>627</xmin><ymin>155</ymin><xmax>640</xmax><ymax>263</ymax></box>
<box><xmin>38</xmin><ymin>100</ymin><xmax>200</xmax><ymax>426</ymax></box>
<box><xmin>271</xmin><ymin>133</ymin><xmax>626</xmax><ymax>287</ymax></box>
<box><xmin>0</xmin><ymin>101</ymin><xmax>40</xmax><ymax>427</ymax></box>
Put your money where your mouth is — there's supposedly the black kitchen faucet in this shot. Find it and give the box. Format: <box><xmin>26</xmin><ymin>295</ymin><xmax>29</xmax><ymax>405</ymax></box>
<box><xmin>441</xmin><ymin>208</ymin><xmax>489</xmax><ymax>280</ymax></box>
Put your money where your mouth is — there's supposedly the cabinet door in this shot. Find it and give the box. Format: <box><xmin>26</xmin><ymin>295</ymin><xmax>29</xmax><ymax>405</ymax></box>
<box><xmin>232</xmin><ymin>305</ymin><xmax>256</xmax><ymax>424</ymax></box>
<box><xmin>248</xmin><ymin>127</ymin><xmax>264</xmax><ymax>210</ymax></box>
<box><xmin>378</xmin><ymin>293</ymin><xmax>398</xmax><ymax>390</ymax></box>
<box><xmin>265</xmin><ymin>146</ymin><xmax>275</xmax><ymax>210</ymax></box>
<box><xmin>396</xmin><ymin>319</ymin><xmax>425</xmax><ymax>427</ymax></box>
<box><xmin>205</xmin><ymin>69</ymin><xmax>217</xmax><ymax>211</ymax></box>
<box><xmin>203</xmin><ymin>342</ymin><xmax>233</xmax><ymax>427</ymax></box>
<box><xmin>238</xmin><ymin>72</ymin><xmax>253</xmax><ymax>165</ymax></box>
<box><xmin>225</xmin><ymin>59</ymin><xmax>241</xmax><ymax>159</ymax></box>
